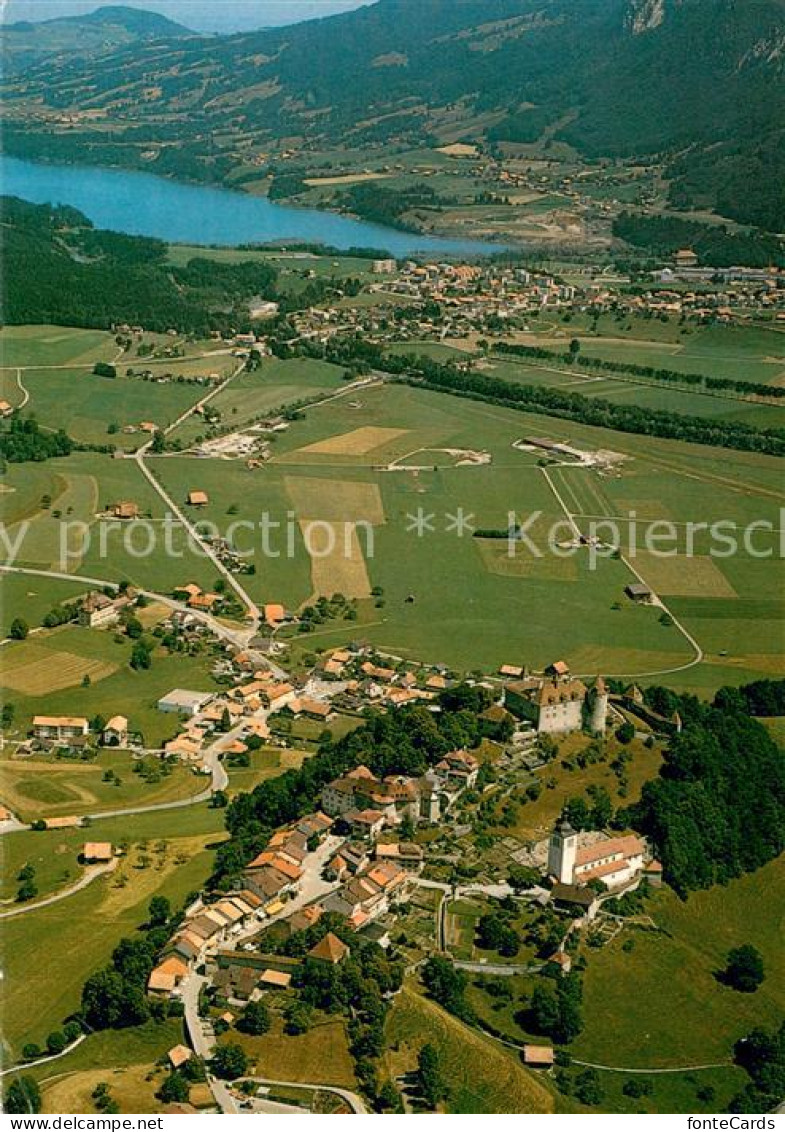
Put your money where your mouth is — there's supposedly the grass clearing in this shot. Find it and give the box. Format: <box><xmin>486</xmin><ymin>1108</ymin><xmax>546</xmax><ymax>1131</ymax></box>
<box><xmin>384</xmin><ymin>983</ymin><xmax>554</xmax><ymax>1114</ymax></box>
<box><xmin>1</xmin><ymin>835</ymin><xmax>219</xmax><ymax>1058</ymax></box>
<box><xmin>573</xmin><ymin>855</ymin><xmax>785</xmax><ymax>1068</ymax></box>
<box><xmin>293</xmin><ymin>425</ymin><xmax>410</xmax><ymax>457</ymax></box>
<box><xmin>224</xmin><ymin>1015</ymin><xmax>358</xmax><ymax>1089</ymax></box>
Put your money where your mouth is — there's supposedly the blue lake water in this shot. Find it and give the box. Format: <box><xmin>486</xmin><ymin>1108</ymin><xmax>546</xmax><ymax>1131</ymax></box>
<box><xmin>1</xmin><ymin>156</ymin><xmax>506</xmax><ymax>257</ymax></box>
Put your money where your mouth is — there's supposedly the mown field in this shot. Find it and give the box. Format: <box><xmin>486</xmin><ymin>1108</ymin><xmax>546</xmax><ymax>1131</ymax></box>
<box><xmin>1</xmin><ymin>804</ymin><xmax>225</xmax><ymax>1058</ymax></box>
<box><xmin>383</xmin><ymin>983</ymin><xmax>557</xmax><ymax>1114</ymax></box>
<box><xmin>221</xmin><ymin>1015</ymin><xmax>358</xmax><ymax>1090</ymax></box>
<box><xmin>0</xmin><ymin>623</ymin><xmax>220</xmax><ymax>747</ymax></box>
<box><xmin>573</xmin><ymin>854</ymin><xmax>785</xmax><ymax>1068</ymax></box>
<box><xmin>0</xmin><ymin>748</ymin><xmax>205</xmax><ymax>826</ymax></box>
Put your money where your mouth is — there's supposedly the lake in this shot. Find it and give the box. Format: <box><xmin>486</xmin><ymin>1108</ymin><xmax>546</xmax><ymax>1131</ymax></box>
<box><xmin>1</xmin><ymin>156</ymin><xmax>506</xmax><ymax>257</ymax></box>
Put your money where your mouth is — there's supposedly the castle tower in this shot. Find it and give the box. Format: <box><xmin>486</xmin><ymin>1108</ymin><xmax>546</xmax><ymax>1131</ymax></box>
<box><xmin>547</xmin><ymin>818</ymin><xmax>578</xmax><ymax>885</ymax></box>
<box><xmin>588</xmin><ymin>675</ymin><xmax>609</xmax><ymax>736</ymax></box>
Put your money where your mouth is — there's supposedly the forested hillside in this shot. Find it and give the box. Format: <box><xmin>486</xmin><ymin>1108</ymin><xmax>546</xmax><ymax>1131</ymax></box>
<box><xmin>0</xmin><ymin>197</ymin><xmax>277</xmax><ymax>333</ymax></box>
<box><xmin>4</xmin><ymin>0</ymin><xmax>783</xmax><ymax>231</ymax></box>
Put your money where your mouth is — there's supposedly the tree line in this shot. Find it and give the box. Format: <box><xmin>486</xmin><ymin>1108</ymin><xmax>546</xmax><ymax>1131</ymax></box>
<box><xmin>382</xmin><ymin>352</ymin><xmax>785</xmax><ymax>458</ymax></box>
<box><xmin>495</xmin><ymin>342</ymin><xmax>785</xmax><ymax>403</ymax></box>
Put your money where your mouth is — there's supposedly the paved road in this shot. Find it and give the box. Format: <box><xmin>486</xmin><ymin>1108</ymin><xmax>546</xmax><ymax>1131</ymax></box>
<box><xmin>244</xmin><ymin>1076</ymin><xmax>367</xmax><ymax>1114</ymax></box>
<box><xmin>0</xmin><ymin>1035</ymin><xmax>86</xmax><ymax>1078</ymax></box>
<box><xmin>0</xmin><ymin>859</ymin><xmax>118</xmax><ymax>919</ymax></box>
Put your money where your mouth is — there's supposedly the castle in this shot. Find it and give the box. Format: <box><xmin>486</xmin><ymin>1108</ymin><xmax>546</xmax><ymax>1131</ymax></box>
<box><xmin>504</xmin><ymin>667</ymin><xmax>608</xmax><ymax>736</ymax></box>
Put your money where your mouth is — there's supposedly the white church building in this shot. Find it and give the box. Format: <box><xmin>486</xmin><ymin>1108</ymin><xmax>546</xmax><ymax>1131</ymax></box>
<box><xmin>547</xmin><ymin>819</ymin><xmax>646</xmax><ymax>890</ymax></box>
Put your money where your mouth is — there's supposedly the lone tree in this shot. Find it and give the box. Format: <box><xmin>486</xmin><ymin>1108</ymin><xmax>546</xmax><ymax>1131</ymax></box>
<box><xmin>148</xmin><ymin>895</ymin><xmax>171</xmax><ymax>927</ymax></box>
<box><xmin>158</xmin><ymin>1073</ymin><xmax>190</xmax><ymax>1104</ymax></box>
<box><xmin>724</xmin><ymin>945</ymin><xmax>765</xmax><ymax>993</ymax></box>
<box><xmin>212</xmin><ymin>1043</ymin><xmax>248</xmax><ymax>1081</ymax></box>
<box><xmin>239</xmin><ymin>1000</ymin><xmax>271</xmax><ymax>1036</ymax></box>
<box><xmin>417</xmin><ymin>1043</ymin><xmax>448</xmax><ymax>1110</ymax></box>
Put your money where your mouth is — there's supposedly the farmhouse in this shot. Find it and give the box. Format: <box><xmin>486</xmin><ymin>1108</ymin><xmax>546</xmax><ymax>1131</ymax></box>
<box><xmin>0</xmin><ymin>399</ymin><xmax>13</xmax><ymax>417</ymax></box>
<box><xmin>43</xmin><ymin>815</ymin><xmax>82</xmax><ymax>830</ymax></box>
<box><xmin>103</xmin><ymin>715</ymin><xmax>129</xmax><ymax>746</ymax></box>
<box><xmin>112</xmin><ymin>501</ymin><xmax>140</xmax><ymax>520</ymax></box>
<box><xmin>187</xmin><ymin>490</ymin><xmax>209</xmax><ymax>507</ymax></box>
<box><xmin>167</xmin><ymin>1045</ymin><xmax>193</xmax><ymax>1070</ymax></box>
<box><xmin>523</xmin><ymin>1046</ymin><xmax>555</xmax><ymax>1069</ymax></box>
<box><xmin>33</xmin><ymin>716</ymin><xmax>89</xmax><ymax>741</ymax></box>
<box><xmin>625</xmin><ymin>583</ymin><xmax>653</xmax><ymax>604</ymax></box>
<box><xmin>79</xmin><ymin>590</ymin><xmax>132</xmax><ymax>629</ymax></box>
<box><xmin>82</xmin><ymin>841</ymin><xmax>114</xmax><ymax>863</ymax></box>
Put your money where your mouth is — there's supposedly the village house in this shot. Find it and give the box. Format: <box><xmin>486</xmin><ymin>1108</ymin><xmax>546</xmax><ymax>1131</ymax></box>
<box><xmin>308</xmin><ymin>932</ymin><xmax>350</xmax><ymax>966</ymax></box>
<box><xmin>32</xmin><ymin>716</ymin><xmax>89</xmax><ymax>742</ymax></box>
<box><xmin>102</xmin><ymin>715</ymin><xmax>129</xmax><ymax>746</ymax></box>
<box><xmin>147</xmin><ymin>955</ymin><xmax>189</xmax><ymax>995</ymax></box>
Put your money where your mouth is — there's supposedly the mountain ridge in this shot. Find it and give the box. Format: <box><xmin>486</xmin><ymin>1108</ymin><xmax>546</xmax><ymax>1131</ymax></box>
<box><xmin>3</xmin><ymin>0</ymin><xmax>783</xmax><ymax>231</ymax></box>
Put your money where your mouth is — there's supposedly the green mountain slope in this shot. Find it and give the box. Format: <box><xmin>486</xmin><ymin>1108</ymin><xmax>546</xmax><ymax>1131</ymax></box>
<box><xmin>3</xmin><ymin>0</ymin><xmax>783</xmax><ymax>230</ymax></box>
<box><xmin>1</xmin><ymin>5</ymin><xmax>192</xmax><ymax>75</ymax></box>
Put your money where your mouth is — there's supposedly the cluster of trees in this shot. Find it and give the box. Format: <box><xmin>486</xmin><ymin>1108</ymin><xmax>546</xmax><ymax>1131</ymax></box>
<box><xmin>495</xmin><ymin>342</ymin><xmax>785</xmax><ymax>403</ymax></box>
<box><xmin>731</xmin><ymin>1021</ymin><xmax>785</xmax><ymax>1113</ymax></box>
<box><xmin>0</xmin><ymin>415</ymin><xmax>74</xmax><ymax>465</ymax></box>
<box><xmin>613</xmin><ymin>212</ymin><xmax>785</xmax><ymax>269</ymax></box>
<box><xmin>476</xmin><ymin>905</ymin><xmax>520</xmax><ymax>959</ymax></box>
<box><xmin>526</xmin><ymin>972</ymin><xmax>584</xmax><ymax>1044</ymax></box>
<box><xmin>630</xmin><ymin>685</ymin><xmax>785</xmax><ymax>896</ymax></box>
<box><xmin>722</xmin><ymin>945</ymin><xmax>765</xmax><ymax>994</ymax></box>
<box><xmin>714</xmin><ymin>678</ymin><xmax>785</xmax><ymax>719</ymax></box>
<box><xmin>215</xmin><ymin>689</ymin><xmax>491</xmax><ymax>887</ymax></box>
<box><xmin>421</xmin><ymin>956</ymin><xmax>474</xmax><ymax>1023</ymax></box>
<box><xmin>79</xmin><ymin>896</ymin><xmax>178</xmax><ymax>1032</ymax></box>
<box><xmin>417</xmin><ymin>1044</ymin><xmax>449</xmax><ymax>1110</ymax></box>
<box><xmin>387</xmin><ymin>352</ymin><xmax>785</xmax><ymax>457</ymax></box>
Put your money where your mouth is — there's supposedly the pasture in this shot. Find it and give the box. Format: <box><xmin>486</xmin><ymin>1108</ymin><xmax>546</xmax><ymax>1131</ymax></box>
<box><xmin>0</xmin><ymin>749</ymin><xmax>205</xmax><ymax>825</ymax></box>
<box><xmin>168</xmin><ymin>356</ymin><xmax>346</xmax><ymax>445</ymax></box>
<box><xmin>383</xmin><ymin>983</ymin><xmax>555</xmax><ymax>1114</ymax></box>
<box><xmin>0</xmin><ymin>624</ymin><xmax>220</xmax><ymax>748</ymax></box>
<box><xmin>157</xmin><ymin>377</ymin><xmax>785</xmax><ymax>684</ymax></box>
<box><xmin>24</xmin><ymin>1021</ymin><xmax>185</xmax><ymax>1113</ymax></box>
<box><xmin>572</xmin><ymin>855</ymin><xmax>785</xmax><ymax>1069</ymax></box>
<box><xmin>0</xmin><ymin>825</ymin><xmax>221</xmax><ymax>1057</ymax></box>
